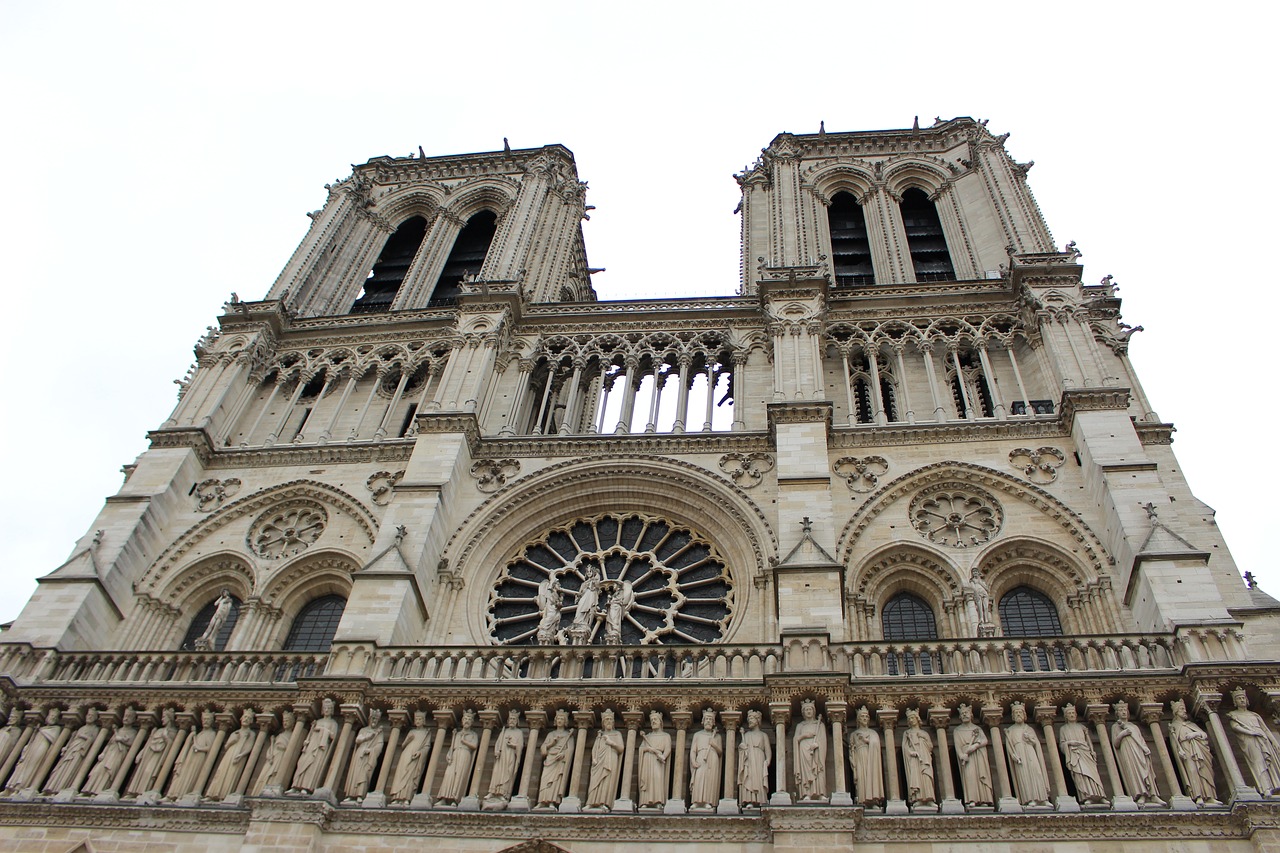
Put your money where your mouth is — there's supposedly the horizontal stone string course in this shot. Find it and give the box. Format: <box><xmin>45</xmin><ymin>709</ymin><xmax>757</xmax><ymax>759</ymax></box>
<box><xmin>0</xmin><ymin>690</ymin><xmax>1272</xmax><ymax>815</ymax></box>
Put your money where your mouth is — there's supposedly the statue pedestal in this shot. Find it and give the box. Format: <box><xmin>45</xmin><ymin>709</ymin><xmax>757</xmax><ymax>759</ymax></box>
<box><xmin>481</xmin><ymin>796</ymin><xmax>509</xmax><ymax>811</ymax></box>
<box><xmin>885</xmin><ymin>798</ymin><xmax>909</xmax><ymax>815</ymax></box>
<box><xmin>91</xmin><ymin>791</ymin><xmax>120</xmax><ymax>804</ymax></box>
<box><xmin>176</xmin><ymin>793</ymin><xmax>201</xmax><ymax>807</ymax></box>
<box><xmin>259</xmin><ymin>785</ymin><xmax>284</xmax><ymax>798</ymax></box>
<box><xmin>1055</xmin><ymin>794</ymin><xmax>1081</xmax><ymax>812</ymax></box>
<box><xmin>611</xmin><ymin>797</ymin><xmax>634</xmax><ymax>813</ymax></box>
<box><xmin>768</xmin><ymin>791</ymin><xmax>792</xmax><ymax>807</ymax></box>
<box><xmin>1233</xmin><ymin>785</ymin><xmax>1263</xmax><ymax>802</ymax></box>
<box><xmin>222</xmin><ymin>793</ymin><xmax>243</xmax><ymax>808</ymax></box>
<box><xmin>458</xmin><ymin>795</ymin><xmax>481</xmax><ymax>811</ymax></box>
<box><xmin>910</xmin><ymin>801</ymin><xmax>939</xmax><ymax>814</ymax></box>
<box><xmin>361</xmin><ymin>792</ymin><xmax>386</xmax><ymax>809</ymax></box>
<box><xmin>997</xmin><ymin>796</ymin><xmax>1023</xmax><ymax>813</ymax></box>
<box><xmin>663</xmin><ymin>797</ymin><xmax>687</xmax><ymax>814</ymax></box>
<box><xmin>1169</xmin><ymin>794</ymin><xmax>1197</xmax><ymax>811</ymax></box>
<box><xmin>558</xmin><ymin>795</ymin><xmax>582</xmax><ymax>813</ymax></box>
<box><xmin>717</xmin><ymin>797</ymin><xmax>740</xmax><ymax>814</ymax></box>
<box><xmin>830</xmin><ymin>791</ymin><xmax>854</xmax><ymax>807</ymax></box>
<box><xmin>51</xmin><ymin>789</ymin><xmax>77</xmax><ymax>803</ymax></box>
<box><xmin>940</xmin><ymin>797</ymin><xmax>965</xmax><ymax>814</ymax></box>
<box><xmin>1110</xmin><ymin>794</ymin><xmax>1138</xmax><ymax>812</ymax></box>
<box><xmin>410</xmin><ymin>792</ymin><xmax>433</xmax><ymax>808</ymax></box>
<box><xmin>507</xmin><ymin>795</ymin><xmax>530</xmax><ymax>811</ymax></box>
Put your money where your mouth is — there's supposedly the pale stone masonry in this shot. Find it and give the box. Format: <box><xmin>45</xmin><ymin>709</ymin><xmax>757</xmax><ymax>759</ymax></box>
<box><xmin>0</xmin><ymin>119</ymin><xmax>1277</xmax><ymax>851</ymax></box>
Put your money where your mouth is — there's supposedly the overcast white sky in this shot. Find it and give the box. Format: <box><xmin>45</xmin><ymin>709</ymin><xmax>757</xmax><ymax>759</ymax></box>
<box><xmin>0</xmin><ymin>2</ymin><xmax>1274</xmax><ymax>626</ymax></box>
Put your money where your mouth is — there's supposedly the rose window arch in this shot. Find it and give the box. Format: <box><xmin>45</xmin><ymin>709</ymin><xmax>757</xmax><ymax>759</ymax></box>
<box><xmin>487</xmin><ymin>513</ymin><xmax>734</xmax><ymax>646</ymax></box>
<box><xmin>909</xmin><ymin>484</ymin><xmax>1003</xmax><ymax>548</ymax></box>
<box><xmin>248</xmin><ymin>502</ymin><xmax>328</xmax><ymax>559</ymax></box>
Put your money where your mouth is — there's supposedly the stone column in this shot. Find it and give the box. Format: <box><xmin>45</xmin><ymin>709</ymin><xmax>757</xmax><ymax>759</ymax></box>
<box><xmin>264</xmin><ymin>704</ymin><xmax>310</xmax><ymax>797</ymax></box>
<box><xmin>100</xmin><ymin>712</ymin><xmax>154</xmax><ymax>803</ymax></box>
<box><xmin>561</xmin><ymin>711</ymin><xmax>594</xmax><ymax>813</ymax></box>
<box><xmin>878</xmin><ymin>708</ymin><xmax>907</xmax><ymax>814</ymax></box>
<box><xmin>719</xmin><ymin>710</ymin><xmax>742</xmax><ymax>814</ymax></box>
<box><xmin>364</xmin><ymin>709</ymin><xmax>406</xmax><ymax>809</ymax></box>
<box><xmin>413</xmin><ymin>711</ymin><xmax>452</xmax><ymax>808</ymax></box>
<box><xmin>983</xmin><ymin>705</ymin><xmax>1019</xmax><ymax>813</ymax></box>
<box><xmin>616</xmin><ymin>710</ymin><xmax>642</xmax><ymax>813</ymax></box>
<box><xmin>930</xmin><ymin>706</ymin><xmax>962</xmax><ymax>814</ymax></box>
<box><xmin>316</xmin><ymin>705</ymin><xmax>361</xmax><ymax>803</ymax></box>
<box><xmin>58</xmin><ymin>710</ymin><xmax>115</xmax><ymax>801</ymax></box>
<box><xmin>827</xmin><ymin>705</ymin><xmax>852</xmax><ymax>807</ymax></box>
<box><xmin>1035</xmin><ymin>704</ymin><xmax>1079</xmax><ymax>812</ymax></box>
<box><xmin>1087</xmin><ymin>704</ymin><xmax>1135</xmax><ymax>811</ymax></box>
<box><xmin>1140</xmin><ymin>702</ymin><xmax>1194</xmax><ymax>811</ymax></box>
<box><xmin>769</xmin><ymin>704</ymin><xmax>792</xmax><ymax>806</ymax></box>
<box><xmin>183</xmin><ymin>712</ymin><xmax>233</xmax><ymax>804</ymax></box>
<box><xmin>461</xmin><ymin>710</ymin><xmax>498</xmax><ymax>810</ymax></box>
<box><xmin>511</xmin><ymin>710</ymin><xmax>544</xmax><ymax>812</ymax></box>
<box><xmin>1195</xmin><ymin>692</ymin><xmax>1259</xmax><ymax>803</ymax></box>
<box><xmin>665</xmin><ymin>710</ymin><xmax>692</xmax><ymax>814</ymax></box>
<box><xmin>226</xmin><ymin>713</ymin><xmax>274</xmax><ymax>805</ymax></box>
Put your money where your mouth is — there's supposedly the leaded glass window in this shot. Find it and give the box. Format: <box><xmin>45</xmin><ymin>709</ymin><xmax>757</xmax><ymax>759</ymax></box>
<box><xmin>283</xmin><ymin>594</ymin><xmax>346</xmax><ymax>652</ymax></box>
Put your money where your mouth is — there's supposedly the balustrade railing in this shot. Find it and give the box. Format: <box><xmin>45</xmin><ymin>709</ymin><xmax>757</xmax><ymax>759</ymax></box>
<box><xmin>0</xmin><ymin>632</ymin><xmax>1186</xmax><ymax>689</ymax></box>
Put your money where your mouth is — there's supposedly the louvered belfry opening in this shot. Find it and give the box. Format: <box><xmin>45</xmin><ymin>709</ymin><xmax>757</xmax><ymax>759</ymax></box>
<box><xmin>900</xmin><ymin>187</ymin><xmax>955</xmax><ymax>282</ymax></box>
<box><xmin>828</xmin><ymin>192</ymin><xmax>874</xmax><ymax>286</ymax></box>
<box><xmin>350</xmin><ymin>216</ymin><xmax>428</xmax><ymax>314</ymax></box>
<box><xmin>430</xmin><ymin>210</ymin><xmax>498</xmax><ymax>307</ymax></box>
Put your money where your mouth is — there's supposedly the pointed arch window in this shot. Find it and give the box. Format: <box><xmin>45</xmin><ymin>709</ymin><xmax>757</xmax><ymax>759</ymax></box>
<box><xmin>881</xmin><ymin>592</ymin><xmax>940</xmax><ymax>674</ymax></box>
<box><xmin>283</xmin><ymin>594</ymin><xmax>346</xmax><ymax>652</ymax></box>
<box><xmin>180</xmin><ymin>594</ymin><xmax>241</xmax><ymax>652</ymax></box>
<box><xmin>351</xmin><ymin>216</ymin><xmax>428</xmax><ymax>314</ymax></box>
<box><xmin>430</xmin><ymin>210</ymin><xmax>498</xmax><ymax>307</ymax></box>
<box><xmin>900</xmin><ymin>188</ymin><xmax>955</xmax><ymax>282</ymax></box>
<box><xmin>828</xmin><ymin>192</ymin><xmax>874</xmax><ymax>286</ymax></box>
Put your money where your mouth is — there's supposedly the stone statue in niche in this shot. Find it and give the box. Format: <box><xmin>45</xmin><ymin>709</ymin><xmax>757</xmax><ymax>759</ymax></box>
<box><xmin>535</xmin><ymin>576</ymin><xmax>564</xmax><ymax>645</ymax></box>
<box><xmin>289</xmin><ymin>699</ymin><xmax>338</xmax><ymax>795</ymax></box>
<box><xmin>637</xmin><ymin>710</ymin><xmax>672</xmax><ymax>808</ymax></box>
<box><xmin>6</xmin><ymin>707</ymin><xmax>63</xmax><ymax>793</ymax></box>
<box><xmin>1058</xmin><ymin>704</ymin><xmax>1106</xmax><ymax>804</ymax></box>
<box><xmin>484</xmin><ymin>709</ymin><xmax>525</xmax><ymax>808</ymax></box>
<box><xmin>434</xmin><ymin>709</ymin><xmax>480</xmax><ymax>806</ymax></box>
<box><xmin>536</xmin><ymin>709</ymin><xmax>573</xmax><ymax>809</ymax></box>
<box><xmin>83</xmin><ymin>707</ymin><xmax>137</xmax><ymax>794</ymax></box>
<box><xmin>848</xmin><ymin>706</ymin><xmax>883</xmax><ymax>807</ymax></box>
<box><xmin>1227</xmin><ymin>687</ymin><xmax>1280</xmax><ymax>795</ymax></box>
<box><xmin>342</xmin><ymin>708</ymin><xmax>385</xmax><ymax>803</ymax></box>
<box><xmin>252</xmin><ymin>710</ymin><xmax>294</xmax><ymax>795</ymax></box>
<box><xmin>1004</xmin><ymin>702</ymin><xmax>1051</xmax><ymax>807</ymax></box>
<box><xmin>968</xmin><ymin>569</ymin><xmax>992</xmax><ymax>628</ymax></box>
<box><xmin>953</xmin><ymin>704</ymin><xmax>993</xmax><ymax>807</ymax></box>
<box><xmin>1111</xmin><ymin>702</ymin><xmax>1165</xmax><ymax>806</ymax></box>
<box><xmin>793</xmin><ymin>699</ymin><xmax>827</xmax><ymax>801</ymax></box>
<box><xmin>167</xmin><ymin>709</ymin><xmax>217</xmax><ymax>799</ymax></box>
<box><xmin>125</xmin><ymin>706</ymin><xmax>176</xmax><ymax>798</ymax></box>
<box><xmin>194</xmin><ymin>590</ymin><xmax>234</xmax><ymax>651</ymax></box>
<box><xmin>569</xmin><ymin>566</ymin><xmax>602</xmax><ymax>644</ymax></box>
<box><xmin>44</xmin><ymin>708</ymin><xmax>101</xmax><ymax>795</ymax></box>
<box><xmin>585</xmin><ymin>709</ymin><xmax>624</xmax><ymax>811</ymax></box>
<box><xmin>688</xmin><ymin>709</ymin><xmax>723</xmax><ymax>810</ymax></box>
<box><xmin>207</xmin><ymin>708</ymin><xmax>257</xmax><ymax>801</ymax></box>
<box><xmin>738</xmin><ymin>709</ymin><xmax>771</xmax><ymax>808</ymax></box>
<box><xmin>389</xmin><ymin>711</ymin><xmax>431</xmax><ymax>803</ymax></box>
<box><xmin>0</xmin><ymin>712</ymin><xmax>21</xmax><ymax>770</ymax></box>
<box><xmin>602</xmin><ymin>580</ymin><xmax>635</xmax><ymax>645</ymax></box>
<box><xmin>1168</xmin><ymin>699</ymin><xmax>1219</xmax><ymax>805</ymax></box>
<box><xmin>901</xmin><ymin>709</ymin><xmax>936</xmax><ymax>807</ymax></box>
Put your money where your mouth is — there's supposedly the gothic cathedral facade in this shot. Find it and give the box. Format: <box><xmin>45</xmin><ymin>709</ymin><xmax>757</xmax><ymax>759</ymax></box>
<box><xmin>1</xmin><ymin>118</ymin><xmax>1278</xmax><ymax>852</ymax></box>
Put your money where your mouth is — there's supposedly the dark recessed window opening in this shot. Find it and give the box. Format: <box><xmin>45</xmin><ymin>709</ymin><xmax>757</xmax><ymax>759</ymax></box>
<box><xmin>828</xmin><ymin>192</ymin><xmax>874</xmax><ymax>286</ymax></box>
<box><xmin>351</xmin><ymin>216</ymin><xmax>428</xmax><ymax>314</ymax></box>
<box><xmin>431</xmin><ymin>210</ymin><xmax>498</xmax><ymax>307</ymax></box>
<box><xmin>900</xmin><ymin>188</ymin><xmax>955</xmax><ymax>282</ymax></box>
<box><xmin>180</xmin><ymin>594</ymin><xmax>242</xmax><ymax>651</ymax></box>
<box><xmin>283</xmin><ymin>594</ymin><xmax>347</xmax><ymax>652</ymax></box>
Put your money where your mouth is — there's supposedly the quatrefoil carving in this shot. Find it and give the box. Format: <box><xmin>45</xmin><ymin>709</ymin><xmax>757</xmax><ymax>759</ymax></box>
<box><xmin>832</xmin><ymin>456</ymin><xmax>889</xmax><ymax>494</ymax></box>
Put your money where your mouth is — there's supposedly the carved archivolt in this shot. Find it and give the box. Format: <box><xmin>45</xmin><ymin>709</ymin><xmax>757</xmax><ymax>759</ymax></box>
<box><xmin>445</xmin><ymin>455</ymin><xmax>775</xmax><ymax>645</ymax></box>
<box><xmin>836</xmin><ymin>462</ymin><xmax>1112</xmax><ymax>577</ymax></box>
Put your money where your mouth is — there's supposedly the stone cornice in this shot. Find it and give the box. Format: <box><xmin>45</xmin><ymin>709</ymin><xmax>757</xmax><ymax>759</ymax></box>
<box><xmin>205</xmin><ymin>441</ymin><xmax>414</xmax><ymax>470</ymax></box>
<box><xmin>413</xmin><ymin>412</ymin><xmax>482</xmax><ymax>450</ymax></box>
<box><xmin>831</xmin><ymin>417</ymin><xmax>1066</xmax><ymax>448</ymax></box>
<box><xmin>1135</xmin><ymin>422</ymin><xmax>1176</xmax><ymax>445</ymax></box>
<box><xmin>767</xmin><ymin>402</ymin><xmax>834</xmax><ymax>430</ymax></box>
<box><xmin>476</xmin><ymin>432</ymin><xmax>771</xmax><ymax>459</ymax></box>
<box><xmin>1059</xmin><ymin>388</ymin><xmax>1132</xmax><ymax>427</ymax></box>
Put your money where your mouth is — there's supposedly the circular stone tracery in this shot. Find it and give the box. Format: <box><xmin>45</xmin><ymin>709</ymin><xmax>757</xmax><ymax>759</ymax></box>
<box><xmin>249</xmin><ymin>503</ymin><xmax>327</xmax><ymax>559</ymax></box>
<box><xmin>487</xmin><ymin>513</ymin><xmax>734</xmax><ymax>646</ymax></box>
<box><xmin>909</xmin><ymin>484</ymin><xmax>1003</xmax><ymax>548</ymax></box>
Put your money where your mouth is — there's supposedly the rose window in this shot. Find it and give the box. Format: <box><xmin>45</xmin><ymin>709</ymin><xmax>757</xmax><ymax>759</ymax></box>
<box><xmin>909</xmin><ymin>486</ymin><xmax>1003</xmax><ymax>547</ymax></box>
<box><xmin>487</xmin><ymin>513</ymin><xmax>734</xmax><ymax>646</ymax></box>
<box><xmin>249</xmin><ymin>503</ymin><xmax>327</xmax><ymax>559</ymax></box>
